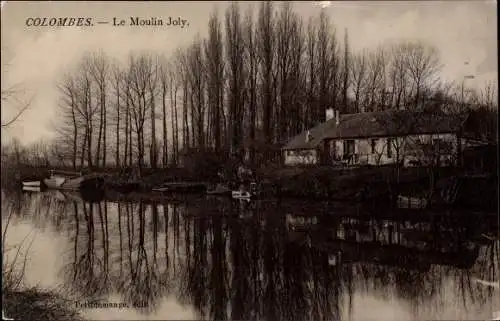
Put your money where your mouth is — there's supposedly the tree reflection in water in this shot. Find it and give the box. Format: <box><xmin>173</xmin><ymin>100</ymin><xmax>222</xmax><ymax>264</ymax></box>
<box><xmin>4</xmin><ymin>191</ymin><xmax>500</xmax><ymax>321</ymax></box>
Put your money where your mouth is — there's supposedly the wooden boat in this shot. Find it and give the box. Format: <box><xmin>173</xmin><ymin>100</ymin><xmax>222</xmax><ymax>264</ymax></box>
<box><xmin>328</xmin><ymin>254</ymin><xmax>340</xmax><ymax>266</ymax></box>
<box><xmin>22</xmin><ymin>180</ymin><xmax>41</xmax><ymax>187</ymax></box>
<box><xmin>232</xmin><ymin>190</ymin><xmax>253</xmax><ymax>200</ymax></box>
<box><xmin>397</xmin><ymin>195</ymin><xmax>428</xmax><ymax>209</ymax></box>
<box><xmin>22</xmin><ymin>186</ymin><xmax>41</xmax><ymax>192</ymax></box>
<box><xmin>43</xmin><ymin>170</ymin><xmax>85</xmax><ymax>190</ymax></box>
<box><xmin>206</xmin><ymin>183</ymin><xmax>232</xmax><ymax>196</ymax></box>
<box><xmin>152</xmin><ymin>182</ymin><xmax>207</xmax><ymax>194</ymax></box>
<box><xmin>286</xmin><ymin>214</ymin><xmax>319</xmax><ymax>231</ymax></box>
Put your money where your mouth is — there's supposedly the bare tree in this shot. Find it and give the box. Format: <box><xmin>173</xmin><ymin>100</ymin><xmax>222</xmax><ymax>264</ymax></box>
<box><xmin>126</xmin><ymin>52</ymin><xmax>157</xmax><ymax>172</ymax></box>
<box><xmin>205</xmin><ymin>10</ymin><xmax>225</xmax><ymax>153</ymax></box>
<box><xmin>176</xmin><ymin>49</ymin><xmax>191</xmax><ymax>151</ymax></box>
<box><xmin>350</xmin><ymin>51</ymin><xmax>367</xmax><ymax>113</ymax></box>
<box><xmin>341</xmin><ymin>28</ymin><xmax>350</xmax><ymax>113</ymax></box>
<box><xmin>256</xmin><ymin>1</ymin><xmax>276</xmax><ymax>147</ymax></box>
<box><xmin>243</xmin><ymin>6</ymin><xmax>260</xmax><ymax>164</ymax></box>
<box><xmin>275</xmin><ymin>3</ymin><xmax>304</xmax><ymax>141</ymax></box>
<box><xmin>158</xmin><ymin>56</ymin><xmax>169</xmax><ymax>167</ymax></box>
<box><xmin>467</xmin><ymin>81</ymin><xmax>498</xmax><ymax>142</ymax></box>
<box><xmin>475</xmin><ymin>80</ymin><xmax>498</xmax><ymax>109</ymax></box>
<box><xmin>168</xmin><ymin>61</ymin><xmax>180</xmax><ymax>165</ymax></box>
<box><xmin>110</xmin><ymin>61</ymin><xmax>124</xmax><ymax>167</ymax></box>
<box><xmin>56</xmin><ymin>72</ymin><xmax>80</xmax><ymax>169</ymax></box>
<box><xmin>43</xmin><ymin>5</ymin><xmax>490</xmax><ymax>174</ymax></box>
<box><xmin>287</xmin><ymin>11</ymin><xmax>305</xmax><ymax>137</ymax></box>
<box><xmin>1</xmin><ymin>48</ymin><xmax>33</xmax><ymax>128</ymax></box>
<box><xmin>316</xmin><ymin>11</ymin><xmax>338</xmax><ymax>121</ymax></box>
<box><xmin>388</xmin><ymin>44</ymin><xmax>411</xmax><ymax>109</ymax></box>
<box><xmin>305</xmin><ymin>17</ymin><xmax>318</xmax><ymax>129</ymax></box>
<box><xmin>71</xmin><ymin>56</ymin><xmax>101</xmax><ymax>168</ymax></box>
<box><xmin>226</xmin><ymin>2</ymin><xmax>246</xmax><ymax>155</ymax></box>
<box><xmin>89</xmin><ymin>50</ymin><xmax>110</xmax><ymax>168</ymax></box>
<box><xmin>186</xmin><ymin>39</ymin><xmax>206</xmax><ymax>149</ymax></box>
<box><xmin>147</xmin><ymin>55</ymin><xmax>160</xmax><ymax>169</ymax></box>
<box><xmin>122</xmin><ymin>67</ymin><xmax>133</xmax><ymax>167</ymax></box>
<box><xmin>275</xmin><ymin>2</ymin><xmax>294</xmax><ymax>141</ymax></box>
<box><xmin>404</xmin><ymin>41</ymin><xmax>442</xmax><ymax>108</ymax></box>
<box><xmin>365</xmin><ymin>46</ymin><xmax>388</xmax><ymax>111</ymax></box>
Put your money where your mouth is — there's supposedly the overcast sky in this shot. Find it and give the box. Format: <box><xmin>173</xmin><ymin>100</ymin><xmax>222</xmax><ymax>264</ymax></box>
<box><xmin>1</xmin><ymin>1</ymin><xmax>497</xmax><ymax>145</ymax></box>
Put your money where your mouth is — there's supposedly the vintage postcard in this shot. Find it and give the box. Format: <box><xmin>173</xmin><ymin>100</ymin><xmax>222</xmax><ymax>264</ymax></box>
<box><xmin>1</xmin><ymin>1</ymin><xmax>498</xmax><ymax>320</ymax></box>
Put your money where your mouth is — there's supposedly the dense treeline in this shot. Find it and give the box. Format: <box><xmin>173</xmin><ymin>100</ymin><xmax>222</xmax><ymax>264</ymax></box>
<box><xmin>2</xmin><ymin>2</ymin><xmax>498</xmax><ymax>172</ymax></box>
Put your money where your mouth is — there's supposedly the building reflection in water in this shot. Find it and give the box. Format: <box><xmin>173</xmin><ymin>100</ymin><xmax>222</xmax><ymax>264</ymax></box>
<box><xmin>3</xmin><ymin>190</ymin><xmax>499</xmax><ymax>321</ymax></box>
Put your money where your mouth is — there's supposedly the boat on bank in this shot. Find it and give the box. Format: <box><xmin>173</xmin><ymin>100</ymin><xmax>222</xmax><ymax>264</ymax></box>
<box><xmin>152</xmin><ymin>182</ymin><xmax>208</xmax><ymax>194</ymax></box>
<box><xmin>22</xmin><ymin>186</ymin><xmax>41</xmax><ymax>193</ymax></box>
<box><xmin>232</xmin><ymin>190</ymin><xmax>253</xmax><ymax>200</ymax></box>
<box><xmin>397</xmin><ymin>195</ymin><xmax>429</xmax><ymax>209</ymax></box>
<box><xmin>44</xmin><ymin>172</ymin><xmax>85</xmax><ymax>190</ymax></box>
<box><xmin>22</xmin><ymin>180</ymin><xmax>41</xmax><ymax>187</ymax></box>
<box><xmin>42</xmin><ymin>170</ymin><xmax>104</xmax><ymax>191</ymax></box>
<box><xmin>206</xmin><ymin>183</ymin><xmax>232</xmax><ymax>196</ymax></box>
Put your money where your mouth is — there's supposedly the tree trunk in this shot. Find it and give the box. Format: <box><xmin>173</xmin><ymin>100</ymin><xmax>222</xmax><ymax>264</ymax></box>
<box><xmin>102</xmin><ymin>89</ymin><xmax>107</xmax><ymax>168</ymax></box>
<box><xmin>115</xmin><ymin>84</ymin><xmax>120</xmax><ymax>168</ymax></box>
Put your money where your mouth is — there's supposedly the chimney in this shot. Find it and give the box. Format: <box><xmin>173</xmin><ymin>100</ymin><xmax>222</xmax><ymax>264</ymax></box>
<box><xmin>326</xmin><ymin>108</ymin><xmax>334</xmax><ymax>121</ymax></box>
<box><xmin>335</xmin><ymin>110</ymin><xmax>340</xmax><ymax>125</ymax></box>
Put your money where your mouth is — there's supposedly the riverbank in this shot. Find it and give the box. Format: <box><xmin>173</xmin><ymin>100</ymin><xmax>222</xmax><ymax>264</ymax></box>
<box><xmin>3</xmin><ymin>287</ymin><xmax>82</xmax><ymax>321</ymax></box>
<box><xmin>94</xmin><ymin>165</ymin><xmax>439</xmax><ymax>201</ymax></box>
<box><xmin>2</xmin><ymin>164</ymin><xmax>457</xmax><ymax>198</ymax></box>
<box><xmin>5</xmin><ymin>164</ymin><xmax>496</xmax><ymax>210</ymax></box>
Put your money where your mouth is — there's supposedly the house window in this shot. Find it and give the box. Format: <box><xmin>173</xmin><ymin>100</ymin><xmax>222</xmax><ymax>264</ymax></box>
<box><xmin>343</xmin><ymin>140</ymin><xmax>355</xmax><ymax>157</ymax></box>
<box><xmin>432</xmin><ymin>138</ymin><xmax>442</xmax><ymax>147</ymax></box>
<box><xmin>387</xmin><ymin>138</ymin><xmax>392</xmax><ymax>158</ymax></box>
<box><xmin>371</xmin><ymin>139</ymin><xmax>377</xmax><ymax>154</ymax></box>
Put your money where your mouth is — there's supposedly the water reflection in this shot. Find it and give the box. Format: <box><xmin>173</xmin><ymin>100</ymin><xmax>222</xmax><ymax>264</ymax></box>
<box><xmin>2</xmin><ymin>189</ymin><xmax>499</xmax><ymax>321</ymax></box>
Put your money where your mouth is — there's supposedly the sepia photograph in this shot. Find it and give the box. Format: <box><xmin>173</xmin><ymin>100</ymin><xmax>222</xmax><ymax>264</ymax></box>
<box><xmin>1</xmin><ymin>1</ymin><xmax>499</xmax><ymax>320</ymax></box>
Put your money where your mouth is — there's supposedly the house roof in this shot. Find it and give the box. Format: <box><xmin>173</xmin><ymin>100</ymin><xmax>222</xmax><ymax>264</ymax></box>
<box><xmin>283</xmin><ymin>110</ymin><xmax>469</xmax><ymax>150</ymax></box>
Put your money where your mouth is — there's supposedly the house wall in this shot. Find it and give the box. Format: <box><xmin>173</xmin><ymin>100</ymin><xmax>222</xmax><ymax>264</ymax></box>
<box><xmin>283</xmin><ymin>149</ymin><xmax>319</xmax><ymax>166</ymax></box>
<box><xmin>327</xmin><ymin>133</ymin><xmax>463</xmax><ymax>167</ymax></box>
<box><xmin>402</xmin><ymin>133</ymin><xmax>459</xmax><ymax>167</ymax></box>
<box><xmin>284</xmin><ymin>133</ymin><xmax>475</xmax><ymax>167</ymax></box>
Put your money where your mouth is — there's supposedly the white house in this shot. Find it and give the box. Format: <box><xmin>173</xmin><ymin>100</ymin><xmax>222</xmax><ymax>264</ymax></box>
<box><xmin>283</xmin><ymin>108</ymin><xmax>474</xmax><ymax>167</ymax></box>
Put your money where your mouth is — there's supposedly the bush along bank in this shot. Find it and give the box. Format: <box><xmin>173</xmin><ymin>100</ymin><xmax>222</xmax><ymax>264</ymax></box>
<box><xmin>255</xmin><ymin>165</ymin><xmax>438</xmax><ymax>202</ymax></box>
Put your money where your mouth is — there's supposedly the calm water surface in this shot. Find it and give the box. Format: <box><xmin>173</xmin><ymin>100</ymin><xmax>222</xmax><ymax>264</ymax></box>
<box><xmin>2</xmin><ymin>189</ymin><xmax>499</xmax><ymax>321</ymax></box>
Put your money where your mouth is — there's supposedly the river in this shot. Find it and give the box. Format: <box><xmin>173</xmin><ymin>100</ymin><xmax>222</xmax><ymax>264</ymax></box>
<box><xmin>2</xmin><ymin>188</ymin><xmax>499</xmax><ymax>321</ymax></box>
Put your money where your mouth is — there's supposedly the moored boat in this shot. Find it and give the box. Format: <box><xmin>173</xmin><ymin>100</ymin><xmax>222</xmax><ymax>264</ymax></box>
<box><xmin>207</xmin><ymin>183</ymin><xmax>232</xmax><ymax>196</ymax></box>
<box><xmin>152</xmin><ymin>182</ymin><xmax>208</xmax><ymax>194</ymax></box>
<box><xmin>22</xmin><ymin>186</ymin><xmax>41</xmax><ymax>192</ymax></box>
<box><xmin>286</xmin><ymin>214</ymin><xmax>319</xmax><ymax>231</ymax></box>
<box><xmin>22</xmin><ymin>180</ymin><xmax>41</xmax><ymax>187</ymax></box>
<box><xmin>43</xmin><ymin>170</ymin><xmax>85</xmax><ymax>191</ymax></box>
<box><xmin>232</xmin><ymin>190</ymin><xmax>253</xmax><ymax>200</ymax></box>
<box><xmin>397</xmin><ymin>195</ymin><xmax>428</xmax><ymax>209</ymax></box>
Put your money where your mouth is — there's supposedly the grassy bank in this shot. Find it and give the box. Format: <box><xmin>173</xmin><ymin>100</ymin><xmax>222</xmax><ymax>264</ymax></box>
<box><xmin>3</xmin><ymin>288</ymin><xmax>83</xmax><ymax>321</ymax></box>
